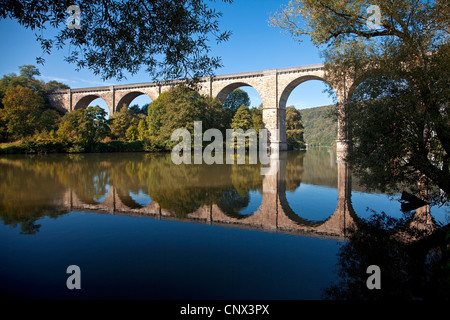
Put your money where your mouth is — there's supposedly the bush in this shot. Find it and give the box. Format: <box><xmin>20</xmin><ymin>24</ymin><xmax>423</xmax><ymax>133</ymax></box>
<box><xmin>0</xmin><ymin>139</ymin><xmax>68</xmax><ymax>154</ymax></box>
<box><xmin>89</xmin><ymin>140</ymin><xmax>145</xmax><ymax>153</ymax></box>
<box><xmin>66</xmin><ymin>143</ymin><xmax>85</xmax><ymax>153</ymax></box>
<box><xmin>142</xmin><ymin>136</ymin><xmax>167</xmax><ymax>152</ymax></box>
<box><xmin>287</xmin><ymin>129</ymin><xmax>306</xmax><ymax>150</ymax></box>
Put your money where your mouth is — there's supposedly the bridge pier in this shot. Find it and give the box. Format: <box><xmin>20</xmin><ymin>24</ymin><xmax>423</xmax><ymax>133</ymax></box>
<box><xmin>332</xmin><ymin>96</ymin><xmax>356</xmax><ymax>235</ymax></box>
<box><xmin>263</xmin><ymin>108</ymin><xmax>288</xmax><ymax>152</ymax></box>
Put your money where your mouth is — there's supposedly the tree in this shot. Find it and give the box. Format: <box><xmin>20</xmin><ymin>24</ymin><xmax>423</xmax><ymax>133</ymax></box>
<box><xmin>286</xmin><ymin>106</ymin><xmax>303</xmax><ymax>130</ymax></box>
<box><xmin>0</xmin><ymin>65</ymin><xmax>69</xmax><ymax>110</ymax></box>
<box><xmin>125</xmin><ymin>125</ymin><xmax>139</xmax><ymax>142</ymax></box>
<box><xmin>231</xmin><ymin>105</ymin><xmax>253</xmax><ymax>131</ymax></box>
<box><xmin>128</xmin><ymin>104</ymin><xmax>148</xmax><ymax>116</ymax></box>
<box><xmin>249</xmin><ymin>106</ymin><xmax>263</xmax><ymax>132</ymax></box>
<box><xmin>109</xmin><ymin>107</ymin><xmax>139</xmax><ymax>140</ymax></box>
<box><xmin>0</xmin><ymin>65</ymin><xmax>68</xmax><ymax>141</ymax></box>
<box><xmin>14</xmin><ymin>65</ymin><xmax>44</xmax><ymax>92</ymax></box>
<box><xmin>147</xmin><ymin>85</ymin><xmax>224</xmax><ymax>142</ymax></box>
<box><xmin>0</xmin><ymin>1</ymin><xmax>233</xmax><ymax>81</ymax></box>
<box><xmin>0</xmin><ymin>65</ymin><xmax>43</xmax><ymax>108</ymax></box>
<box><xmin>38</xmin><ymin>109</ymin><xmax>61</xmax><ymax>133</ymax></box>
<box><xmin>223</xmin><ymin>88</ymin><xmax>251</xmax><ymax>113</ymax></box>
<box><xmin>201</xmin><ymin>95</ymin><xmax>230</xmax><ymax>133</ymax></box>
<box><xmin>0</xmin><ymin>116</ymin><xmax>7</xmax><ymax>142</ymax></box>
<box><xmin>0</xmin><ymin>85</ymin><xmax>44</xmax><ymax>139</ymax></box>
<box><xmin>43</xmin><ymin>80</ymin><xmax>70</xmax><ymax>93</ymax></box>
<box><xmin>137</xmin><ymin>119</ymin><xmax>148</xmax><ymax>141</ymax></box>
<box><xmin>300</xmin><ymin>105</ymin><xmax>337</xmax><ymax>146</ymax></box>
<box><xmin>229</xmin><ymin>105</ymin><xmax>255</xmax><ymax>150</ymax></box>
<box><xmin>285</xmin><ymin>106</ymin><xmax>305</xmax><ymax>149</ymax></box>
<box><xmin>271</xmin><ymin>0</ymin><xmax>450</xmax><ymax>204</ymax></box>
<box><xmin>146</xmin><ymin>88</ymin><xmax>196</xmax><ymax>141</ymax></box>
<box><xmin>57</xmin><ymin>105</ymin><xmax>109</xmax><ymax>146</ymax></box>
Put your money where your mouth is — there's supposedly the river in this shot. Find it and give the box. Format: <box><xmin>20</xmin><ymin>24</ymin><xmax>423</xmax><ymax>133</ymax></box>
<box><xmin>0</xmin><ymin>149</ymin><xmax>448</xmax><ymax>299</ymax></box>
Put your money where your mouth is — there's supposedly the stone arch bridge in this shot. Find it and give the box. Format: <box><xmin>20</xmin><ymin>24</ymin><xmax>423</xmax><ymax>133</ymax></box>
<box><xmin>48</xmin><ymin>63</ymin><xmax>349</xmax><ymax>151</ymax></box>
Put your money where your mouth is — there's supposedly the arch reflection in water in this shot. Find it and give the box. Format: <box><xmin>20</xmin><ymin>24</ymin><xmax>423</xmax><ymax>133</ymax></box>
<box><xmin>284</xmin><ymin>149</ymin><xmax>339</xmax><ymax>222</ymax></box>
<box><xmin>61</xmin><ymin>151</ymin><xmax>354</xmax><ymax>236</ymax></box>
<box><xmin>0</xmin><ymin>151</ymin><xmax>357</xmax><ymax>238</ymax></box>
<box><xmin>1</xmin><ymin>151</ymin><xmax>441</xmax><ymax>238</ymax></box>
<box><xmin>129</xmin><ymin>190</ymin><xmax>152</xmax><ymax>208</ymax></box>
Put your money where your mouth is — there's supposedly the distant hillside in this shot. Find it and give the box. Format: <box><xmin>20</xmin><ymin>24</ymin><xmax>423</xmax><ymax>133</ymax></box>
<box><xmin>298</xmin><ymin>105</ymin><xmax>337</xmax><ymax>147</ymax></box>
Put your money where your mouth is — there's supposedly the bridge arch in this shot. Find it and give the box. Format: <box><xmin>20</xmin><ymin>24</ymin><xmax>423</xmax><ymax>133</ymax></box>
<box><xmin>276</xmin><ymin>150</ymin><xmax>337</xmax><ymax>227</ymax></box>
<box><xmin>279</xmin><ymin>190</ymin><xmax>324</xmax><ymax>227</ymax></box>
<box><xmin>116</xmin><ymin>188</ymin><xmax>152</xmax><ymax>209</ymax></box>
<box><xmin>215</xmin><ymin>82</ymin><xmax>262</xmax><ymax>105</ymax></box>
<box><xmin>73</xmin><ymin>94</ymin><xmax>111</xmax><ymax>111</ymax></box>
<box><xmin>216</xmin><ymin>188</ymin><xmax>263</xmax><ymax>220</ymax></box>
<box><xmin>115</xmin><ymin>91</ymin><xmax>154</xmax><ymax>113</ymax></box>
<box><xmin>70</xmin><ymin>182</ymin><xmax>114</xmax><ymax>209</ymax></box>
<box><xmin>116</xmin><ymin>92</ymin><xmax>150</xmax><ymax>112</ymax></box>
<box><xmin>279</xmin><ymin>75</ymin><xmax>336</xmax><ymax>110</ymax></box>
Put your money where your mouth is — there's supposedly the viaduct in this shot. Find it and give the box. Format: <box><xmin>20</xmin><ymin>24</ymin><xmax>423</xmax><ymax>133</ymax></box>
<box><xmin>48</xmin><ymin>63</ymin><xmax>350</xmax><ymax>152</ymax></box>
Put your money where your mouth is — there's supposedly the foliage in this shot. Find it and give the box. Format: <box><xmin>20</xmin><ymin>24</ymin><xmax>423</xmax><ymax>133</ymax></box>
<box><xmin>57</xmin><ymin>105</ymin><xmax>110</xmax><ymax>147</ymax></box>
<box><xmin>146</xmin><ymin>85</ymin><xmax>227</xmax><ymax>142</ymax></box>
<box><xmin>223</xmin><ymin>88</ymin><xmax>250</xmax><ymax>113</ymax></box>
<box><xmin>271</xmin><ymin>0</ymin><xmax>450</xmax><ymax>204</ymax></box>
<box><xmin>142</xmin><ymin>136</ymin><xmax>167</xmax><ymax>152</ymax></box>
<box><xmin>43</xmin><ymin>80</ymin><xmax>70</xmax><ymax>93</ymax></box>
<box><xmin>0</xmin><ymin>65</ymin><xmax>68</xmax><ymax>106</ymax></box>
<box><xmin>231</xmin><ymin>105</ymin><xmax>253</xmax><ymax>131</ymax></box>
<box><xmin>129</xmin><ymin>104</ymin><xmax>148</xmax><ymax>116</ymax></box>
<box><xmin>0</xmin><ymin>85</ymin><xmax>44</xmax><ymax>139</ymax></box>
<box><xmin>324</xmin><ymin>212</ymin><xmax>450</xmax><ymax>300</ymax></box>
<box><xmin>285</xmin><ymin>106</ymin><xmax>305</xmax><ymax>149</ymax></box>
<box><xmin>0</xmin><ymin>65</ymin><xmax>44</xmax><ymax>97</ymax></box>
<box><xmin>109</xmin><ymin>107</ymin><xmax>139</xmax><ymax>140</ymax></box>
<box><xmin>94</xmin><ymin>140</ymin><xmax>144</xmax><ymax>153</ymax></box>
<box><xmin>286</xmin><ymin>106</ymin><xmax>303</xmax><ymax>130</ymax></box>
<box><xmin>300</xmin><ymin>105</ymin><xmax>337</xmax><ymax>146</ymax></box>
<box><xmin>147</xmin><ymin>86</ymin><xmax>203</xmax><ymax>140</ymax></box>
<box><xmin>249</xmin><ymin>106</ymin><xmax>263</xmax><ymax>132</ymax></box>
<box><xmin>202</xmin><ymin>94</ymin><xmax>231</xmax><ymax>133</ymax></box>
<box><xmin>125</xmin><ymin>125</ymin><xmax>139</xmax><ymax>142</ymax></box>
<box><xmin>0</xmin><ymin>65</ymin><xmax>68</xmax><ymax>142</ymax></box>
<box><xmin>286</xmin><ymin>130</ymin><xmax>305</xmax><ymax>150</ymax></box>
<box><xmin>0</xmin><ymin>0</ymin><xmax>233</xmax><ymax>81</ymax></box>
<box><xmin>39</xmin><ymin>109</ymin><xmax>61</xmax><ymax>133</ymax></box>
<box><xmin>137</xmin><ymin>119</ymin><xmax>148</xmax><ymax>141</ymax></box>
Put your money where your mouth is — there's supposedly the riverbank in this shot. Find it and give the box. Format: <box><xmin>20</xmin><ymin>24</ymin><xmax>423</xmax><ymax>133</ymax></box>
<box><xmin>0</xmin><ymin>138</ymin><xmax>307</xmax><ymax>155</ymax></box>
<box><xmin>0</xmin><ymin>140</ymin><xmax>152</xmax><ymax>154</ymax></box>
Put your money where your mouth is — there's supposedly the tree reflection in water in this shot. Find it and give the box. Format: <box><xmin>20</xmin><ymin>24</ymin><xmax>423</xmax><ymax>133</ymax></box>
<box><xmin>323</xmin><ymin>209</ymin><xmax>450</xmax><ymax>300</ymax></box>
<box><xmin>0</xmin><ymin>155</ymin><xmax>69</xmax><ymax>234</ymax></box>
<box><xmin>0</xmin><ymin>152</ymin><xmax>266</xmax><ymax>223</ymax></box>
<box><xmin>1</xmin><ymin>151</ymin><xmax>448</xmax><ymax>299</ymax></box>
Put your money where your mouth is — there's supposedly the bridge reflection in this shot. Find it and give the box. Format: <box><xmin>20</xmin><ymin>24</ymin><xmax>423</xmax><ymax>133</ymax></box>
<box><xmin>57</xmin><ymin>151</ymin><xmax>355</xmax><ymax>238</ymax></box>
<box><xmin>0</xmin><ymin>150</ymin><xmax>435</xmax><ymax>238</ymax></box>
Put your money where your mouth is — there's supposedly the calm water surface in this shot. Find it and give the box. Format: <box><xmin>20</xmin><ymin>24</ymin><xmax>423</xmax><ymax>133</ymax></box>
<box><xmin>0</xmin><ymin>149</ymin><xmax>448</xmax><ymax>299</ymax></box>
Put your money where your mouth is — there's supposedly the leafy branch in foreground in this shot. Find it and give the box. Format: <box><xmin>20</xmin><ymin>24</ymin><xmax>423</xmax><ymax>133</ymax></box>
<box><xmin>0</xmin><ymin>0</ymin><xmax>233</xmax><ymax>81</ymax></box>
<box><xmin>271</xmin><ymin>0</ymin><xmax>450</xmax><ymax>205</ymax></box>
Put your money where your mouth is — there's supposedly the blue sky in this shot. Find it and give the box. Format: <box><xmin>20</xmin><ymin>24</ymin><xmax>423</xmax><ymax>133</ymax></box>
<box><xmin>0</xmin><ymin>0</ymin><xmax>335</xmax><ymax>114</ymax></box>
